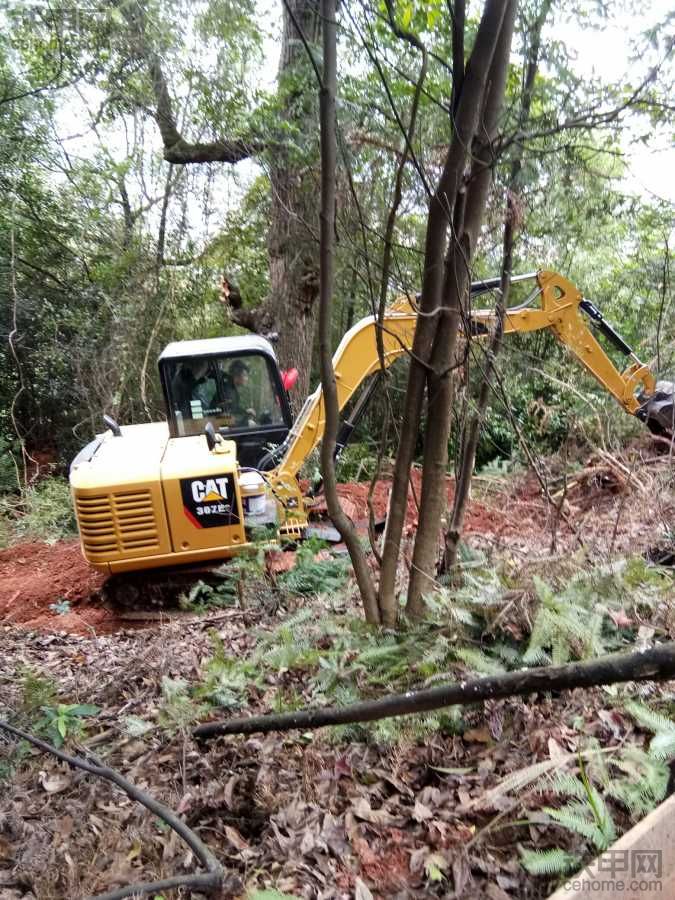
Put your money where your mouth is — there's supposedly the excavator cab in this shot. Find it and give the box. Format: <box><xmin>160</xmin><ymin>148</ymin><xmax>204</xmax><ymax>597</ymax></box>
<box><xmin>159</xmin><ymin>335</ymin><xmax>293</xmax><ymax>468</ymax></box>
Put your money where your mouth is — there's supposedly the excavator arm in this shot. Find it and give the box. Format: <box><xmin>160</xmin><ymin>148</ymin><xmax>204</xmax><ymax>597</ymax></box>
<box><xmin>265</xmin><ymin>270</ymin><xmax>663</xmax><ymax>535</ymax></box>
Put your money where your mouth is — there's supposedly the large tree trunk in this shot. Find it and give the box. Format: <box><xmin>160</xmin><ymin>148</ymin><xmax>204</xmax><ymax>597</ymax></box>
<box><xmin>123</xmin><ymin>0</ymin><xmax>321</xmax><ymax>408</ymax></box>
<box><xmin>266</xmin><ymin>1</ymin><xmax>322</xmax><ymax>405</ymax></box>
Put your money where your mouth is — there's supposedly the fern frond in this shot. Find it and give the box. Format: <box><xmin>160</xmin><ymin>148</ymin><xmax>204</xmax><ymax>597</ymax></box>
<box><xmin>548</xmin><ymin>773</ymin><xmax>587</xmax><ymax>800</ymax></box>
<box><xmin>544</xmin><ymin>805</ymin><xmax>609</xmax><ymax>850</ymax></box>
<box><xmin>519</xmin><ymin>847</ymin><xmax>580</xmax><ymax>876</ymax></box>
<box><xmin>355</xmin><ymin>640</ymin><xmax>402</xmax><ymax>666</ymax></box>
<box><xmin>481</xmin><ymin>757</ymin><xmax>572</xmax><ymax>807</ymax></box>
<box><xmin>649</xmin><ymin>731</ymin><xmax>675</xmax><ymax>760</ymax></box>
<box><xmin>448</xmin><ymin>605</ymin><xmax>480</xmax><ymax>627</ymax></box>
<box><xmin>454</xmin><ymin>646</ymin><xmax>505</xmax><ymax>676</ymax></box>
<box><xmin>491</xmin><ymin>642</ymin><xmax>522</xmax><ymax>666</ymax></box>
<box><xmin>624</xmin><ymin>700</ymin><xmax>675</xmax><ymax>735</ymax></box>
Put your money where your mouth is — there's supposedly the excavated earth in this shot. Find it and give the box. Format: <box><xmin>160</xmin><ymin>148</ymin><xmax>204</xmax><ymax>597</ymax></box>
<box><xmin>0</xmin><ymin>452</ymin><xmax>672</xmax><ymax>636</ymax></box>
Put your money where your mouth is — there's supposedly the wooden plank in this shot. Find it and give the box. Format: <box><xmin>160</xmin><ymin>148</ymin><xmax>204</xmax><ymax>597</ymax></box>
<box><xmin>549</xmin><ymin>794</ymin><xmax>675</xmax><ymax>900</ymax></box>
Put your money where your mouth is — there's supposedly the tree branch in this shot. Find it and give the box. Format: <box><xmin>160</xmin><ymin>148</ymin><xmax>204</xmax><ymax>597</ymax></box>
<box><xmin>118</xmin><ymin>0</ymin><xmax>261</xmax><ymax>165</ymax></box>
<box><xmin>194</xmin><ymin>643</ymin><xmax>675</xmax><ymax>739</ymax></box>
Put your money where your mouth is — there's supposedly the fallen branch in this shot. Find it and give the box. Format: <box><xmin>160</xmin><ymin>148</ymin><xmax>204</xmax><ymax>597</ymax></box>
<box><xmin>0</xmin><ymin>720</ymin><xmax>228</xmax><ymax>899</ymax></box>
<box><xmin>194</xmin><ymin>642</ymin><xmax>675</xmax><ymax>740</ymax></box>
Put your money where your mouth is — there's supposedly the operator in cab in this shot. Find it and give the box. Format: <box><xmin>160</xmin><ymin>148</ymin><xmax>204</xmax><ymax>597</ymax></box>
<box><xmin>223</xmin><ymin>360</ymin><xmax>256</xmax><ymax>426</ymax></box>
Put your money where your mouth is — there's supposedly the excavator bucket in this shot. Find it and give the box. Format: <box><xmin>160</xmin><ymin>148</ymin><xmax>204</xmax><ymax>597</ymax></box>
<box><xmin>637</xmin><ymin>381</ymin><xmax>675</xmax><ymax>437</ymax></box>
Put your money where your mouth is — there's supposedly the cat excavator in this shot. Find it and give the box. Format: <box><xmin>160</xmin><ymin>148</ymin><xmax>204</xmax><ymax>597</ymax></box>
<box><xmin>70</xmin><ymin>270</ymin><xmax>673</xmax><ymax>583</ymax></box>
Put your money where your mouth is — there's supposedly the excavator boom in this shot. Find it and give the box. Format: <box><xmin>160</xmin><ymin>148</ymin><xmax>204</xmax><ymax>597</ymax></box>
<box><xmin>265</xmin><ymin>270</ymin><xmax>668</xmax><ymax>534</ymax></box>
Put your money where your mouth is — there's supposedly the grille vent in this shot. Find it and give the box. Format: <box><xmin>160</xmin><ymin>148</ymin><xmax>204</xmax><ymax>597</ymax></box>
<box><xmin>76</xmin><ymin>490</ymin><xmax>159</xmax><ymax>559</ymax></box>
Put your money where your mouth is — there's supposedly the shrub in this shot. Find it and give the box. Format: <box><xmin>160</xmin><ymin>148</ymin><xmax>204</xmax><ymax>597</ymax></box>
<box><xmin>0</xmin><ymin>477</ymin><xmax>77</xmax><ymax>544</ymax></box>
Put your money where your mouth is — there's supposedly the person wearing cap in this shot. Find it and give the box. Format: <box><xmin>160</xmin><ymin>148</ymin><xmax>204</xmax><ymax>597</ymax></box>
<box><xmin>223</xmin><ymin>359</ymin><xmax>255</xmax><ymax>425</ymax></box>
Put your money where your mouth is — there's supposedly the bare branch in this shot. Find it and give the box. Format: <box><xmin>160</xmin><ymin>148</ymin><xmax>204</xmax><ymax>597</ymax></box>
<box><xmin>118</xmin><ymin>1</ymin><xmax>261</xmax><ymax>165</ymax></box>
<box><xmin>194</xmin><ymin>643</ymin><xmax>675</xmax><ymax>739</ymax></box>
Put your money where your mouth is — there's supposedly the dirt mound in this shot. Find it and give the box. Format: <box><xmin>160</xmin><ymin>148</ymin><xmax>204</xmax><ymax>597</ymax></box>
<box><xmin>334</xmin><ymin>470</ymin><xmax>528</xmax><ymax>539</ymax></box>
<box><xmin>0</xmin><ymin>540</ymin><xmax>109</xmax><ymax>634</ymax></box>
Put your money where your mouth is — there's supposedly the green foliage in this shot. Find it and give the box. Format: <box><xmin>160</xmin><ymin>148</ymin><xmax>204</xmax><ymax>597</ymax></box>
<box><xmin>335</xmin><ymin>443</ymin><xmax>378</xmax><ymax>483</ymax></box>
<box><xmin>624</xmin><ymin>701</ymin><xmax>675</xmax><ymax>761</ymax></box>
<box><xmin>519</xmin><ymin>847</ymin><xmax>580</xmax><ymax>876</ymax></box>
<box><xmin>277</xmin><ymin>546</ymin><xmax>350</xmax><ymax>596</ymax></box>
<box><xmin>179</xmin><ymin>551</ymin><xmax>265</xmax><ymax>611</ymax></box>
<box><xmin>0</xmin><ymin>437</ymin><xmax>19</xmax><ymax>494</ymax></box>
<box><xmin>516</xmin><ymin>739</ymin><xmax>670</xmax><ymax>878</ymax></box>
<box><xmin>19</xmin><ymin>667</ymin><xmax>57</xmax><ymax>714</ymax></box>
<box><xmin>519</xmin><ymin>847</ymin><xmax>580</xmax><ymax>877</ymax></box>
<box><xmin>523</xmin><ymin>569</ymin><xmax>632</xmax><ymax>666</ymax></box>
<box><xmin>0</xmin><ymin>478</ymin><xmax>77</xmax><ymax>545</ymax></box>
<box><xmin>604</xmin><ymin>747</ymin><xmax>670</xmax><ymax>817</ymax></box>
<box><xmin>247</xmin><ymin>890</ymin><xmax>302</xmax><ymax>900</ymax></box>
<box><xmin>38</xmin><ymin>703</ymin><xmax>100</xmax><ymax>748</ymax></box>
<box><xmin>180</xmin><ymin>577</ymin><xmax>238</xmax><ymax>611</ymax></box>
<box><xmin>195</xmin><ymin>631</ymin><xmax>256</xmax><ymax>709</ymax></box>
<box><xmin>157</xmin><ymin>676</ymin><xmax>208</xmax><ymax>733</ymax></box>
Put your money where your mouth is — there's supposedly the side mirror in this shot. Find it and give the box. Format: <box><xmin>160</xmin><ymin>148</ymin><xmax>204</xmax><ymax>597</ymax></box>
<box><xmin>103</xmin><ymin>414</ymin><xmax>122</xmax><ymax>437</ymax></box>
<box><xmin>204</xmin><ymin>421</ymin><xmax>217</xmax><ymax>451</ymax></box>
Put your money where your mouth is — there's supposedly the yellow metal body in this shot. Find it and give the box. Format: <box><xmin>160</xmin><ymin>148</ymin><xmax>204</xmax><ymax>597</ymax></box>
<box><xmin>71</xmin><ymin>422</ymin><xmax>249</xmax><ymax>574</ymax></box>
<box><xmin>71</xmin><ymin>269</ymin><xmax>656</xmax><ymax>572</ymax></box>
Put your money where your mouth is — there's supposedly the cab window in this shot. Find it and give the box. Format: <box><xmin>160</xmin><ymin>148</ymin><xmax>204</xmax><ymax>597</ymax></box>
<box><xmin>168</xmin><ymin>354</ymin><xmax>285</xmax><ymax>437</ymax></box>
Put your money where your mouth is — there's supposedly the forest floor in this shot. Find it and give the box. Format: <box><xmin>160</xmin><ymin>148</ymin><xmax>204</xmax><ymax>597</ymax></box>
<box><xmin>1</xmin><ymin>440</ymin><xmax>674</xmax><ymax>899</ymax></box>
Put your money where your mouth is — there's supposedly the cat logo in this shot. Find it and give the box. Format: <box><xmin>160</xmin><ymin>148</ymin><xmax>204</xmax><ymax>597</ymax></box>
<box><xmin>191</xmin><ymin>477</ymin><xmax>229</xmax><ymax>503</ymax></box>
<box><xmin>180</xmin><ymin>473</ymin><xmax>240</xmax><ymax>529</ymax></box>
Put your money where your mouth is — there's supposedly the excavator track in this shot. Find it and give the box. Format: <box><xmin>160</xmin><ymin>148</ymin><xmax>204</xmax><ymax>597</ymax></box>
<box><xmin>101</xmin><ymin>563</ymin><xmax>238</xmax><ymax>609</ymax></box>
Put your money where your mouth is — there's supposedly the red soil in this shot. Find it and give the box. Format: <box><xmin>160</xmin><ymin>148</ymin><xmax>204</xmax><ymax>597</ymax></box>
<box><xmin>332</xmin><ymin>469</ymin><xmax>529</xmax><ymax>539</ymax></box>
<box><xmin>0</xmin><ymin>475</ymin><xmax>545</xmax><ymax>636</ymax></box>
<box><xmin>0</xmin><ymin>540</ymin><xmax>109</xmax><ymax>635</ymax></box>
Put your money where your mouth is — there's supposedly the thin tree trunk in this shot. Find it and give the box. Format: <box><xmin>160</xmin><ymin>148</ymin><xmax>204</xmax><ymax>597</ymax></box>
<box><xmin>442</xmin><ymin>0</ymin><xmax>552</xmax><ymax>575</ymax></box>
<box><xmin>406</xmin><ymin>238</ymin><xmax>468</xmax><ymax>612</ymax></box>
<box><xmin>378</xmin><ymin>0</ymin><xmax>512</xmax><ymax>625</ymax></box>
<box><xmin>406</xmin><ymin>0</ymin><xmax>516</xmax><ymax>618</ymax></box>
<box><xmin>443</xmin><ymin>208</ymin><xmax>512</xmax><ymax>573</ymax></box>
<box><xmin>317</xmin><ymin>0</ymin><xmax>379</xmax><ymax>623</ymax></box>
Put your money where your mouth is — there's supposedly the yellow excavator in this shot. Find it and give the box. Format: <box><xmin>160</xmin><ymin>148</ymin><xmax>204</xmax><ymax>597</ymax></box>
<box><xmin>70</xmin><ymin>270</ymin><xmax>672</xmax><ymax>579</ymax></box>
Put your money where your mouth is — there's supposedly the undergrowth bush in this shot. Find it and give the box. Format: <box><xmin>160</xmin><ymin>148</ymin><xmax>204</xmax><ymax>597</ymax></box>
<box><xmin>0</xmin><ymin>477</ymin><xmax>77</xmax><ymax>545</ymax></box>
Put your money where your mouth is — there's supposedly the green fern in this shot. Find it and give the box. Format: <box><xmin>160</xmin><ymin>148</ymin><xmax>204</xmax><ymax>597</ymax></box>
<box><xmin>548</xmin><ymin>772</ymin><xmax>588</xmax><ymax>801</ymax></box>
<box><xmin>624</xmin><ymin>700</ymin><xmax>675</xmax><ymax>761</ymax></box>
<box><xmin>519</xmin><ymin>847</ymin><xmax>580</xmax><ymax>876</ymax></box>
<box><xmin>278</xmin><ymin>550</ymin><xmax>349</xmax><ymax>596</ymax></box>
<box><xmin>453</xmin><ymin>646</ymin><xmax>506</xmax><ymax>676</ymax></box>
<box><xmin>624</xmin><ymin>700</ymin><xmax>675</xmax><ymax>736</ymax></box>
<box><xmin>544</xmin><ymin>802</ymin><xmax>615</xmax><ymax>851</ymax></box>
<box><xmin>648</xmin><ymin>732</ymin><xmax>675</xmax><ymax>760</ymax></box>
<box><xmin>523</xmin><ymin>576</ymin><xmax>614</xmax><ymax>666</ymax></box>
<box><xmin>606</xmin><ymin>748</ymin><xmax>669</xmax><ymax>819</ymax></box>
